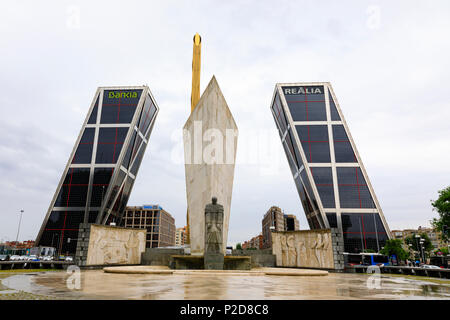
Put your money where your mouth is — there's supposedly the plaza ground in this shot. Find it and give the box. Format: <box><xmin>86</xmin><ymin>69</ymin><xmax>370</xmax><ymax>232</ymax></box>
<box><xmin>0</xmin><ymin>269</ymin><xmax>449</xmax><ymax>300</ymax></box>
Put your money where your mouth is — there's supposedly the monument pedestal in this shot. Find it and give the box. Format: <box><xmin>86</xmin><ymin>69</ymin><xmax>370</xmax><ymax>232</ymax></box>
<box><xmin>171</xmin><ymin>255</ymin><xmax>251</xmax><ymax>270</ymax></box>
<box><xmin>204</xmin><ymin>253</ymin><xmax>224</xmax><ymax>270</ymax></box>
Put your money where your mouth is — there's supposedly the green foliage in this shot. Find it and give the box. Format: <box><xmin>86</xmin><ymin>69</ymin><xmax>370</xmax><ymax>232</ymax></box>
<box><xmin>433</xmin><ymin>247</ymin><xmax>449</xmax><ymax>256</ymax></box>
<box><xmin>245</xmin><ymin>247</ymin><xmax>257</xmax><ymax>250</ymax></box>
<box><xmin>235</xmin><ymin>243</ymin><xmax>242</xmax><ymax>250</ymax></box>
<box><xmin>362</xmin><ymin>249</ymin><xmax>376</xmax><ymax>253</ymax></box>
<box><xmin>405</xmin><ymin>233</ymin><xmax>434</xmax><ymax>252</ymax></box>
<box><xmin>431</xmin><ymin>186</ymin><xmax>450</xmax><ymax>241</ymax></box>
<box><xmin>379</xmin><ymin>239</ymin><xmax>409</xmax><ymax>261</ymax></box>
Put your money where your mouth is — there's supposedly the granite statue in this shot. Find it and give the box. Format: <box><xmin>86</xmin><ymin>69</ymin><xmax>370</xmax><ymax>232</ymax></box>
<box><xmin>204</xmin><ymin>197</ymin><xmax>225</xmax><ymax>269</ymax></box>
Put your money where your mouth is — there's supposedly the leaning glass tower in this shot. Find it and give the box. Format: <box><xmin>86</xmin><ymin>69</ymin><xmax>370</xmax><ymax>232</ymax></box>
<box><xmin>36</xmin><ymin>86</ymin><xmax>159</xmax><ymax>256</ymax></box>
<box><xmin>270</xmin><ymin>82</ymin><xmax>391</xmax><ymax>253</ymax></box>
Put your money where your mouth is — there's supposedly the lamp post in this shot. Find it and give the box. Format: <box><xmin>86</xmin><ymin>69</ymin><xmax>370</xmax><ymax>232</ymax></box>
<box><xmin>420</xmin><ymin>238</ymin><xmax>425</xmax><ymax>264</ymax></box>
<box><xmin>15</xmin><ymin>209</ymin><xmax>24</xmax><ymax>247</ymax></box>
<box><xmin>414</xmin><ymin>234</ymin><xmax>421</xmax><ymax>263</ymax></box>
<box><xmin>408</xmin><ymin>243</ymin><xmax>413</xmax><ymax>265</ymax></box>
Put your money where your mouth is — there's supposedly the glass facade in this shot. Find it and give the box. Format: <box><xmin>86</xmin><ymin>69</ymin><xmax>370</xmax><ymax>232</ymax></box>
<box><xmin>271</xmin><ymin>83</ymin><xmax>390</xmax><ymax>253</ymax></box>
<box><xmin>296</xmin><ymin>125</ymin><xmax>331</xmax><ymax>163</ymax></box>
<box><xmin>333</xmin><ymin>125</ymin><xmax>356</xmax><ymax>162</ymax></box>
<box><xmin>341</xmin><ymin>212</ymin><xmax>388</xmax><ymax>253</ymax></box>
<box><xmin>36</xmin><ymin>87</ymin><xmax>159</xmax><ymax>256</ymax></box>
<box><xmin>337</xmin><ymin>167</ymin><xmax>374</xmax><ymax>209</ymax></box>
<box><xmin>311</xmin><ymin>167</ymin><xmax>335</xmax><ymax>208</ymax></box>
<box><xmin>284</xmin><ymin>86</ymin><xmax>327</xmax><ymax>121</ymax></box>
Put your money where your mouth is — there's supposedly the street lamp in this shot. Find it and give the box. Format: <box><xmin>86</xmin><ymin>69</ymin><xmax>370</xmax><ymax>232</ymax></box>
<box><xmin>407</xmin><ymin>244</ymin><xmax>413</xmax><ymax>266</ymax></box>
<box><xmin>414</xmin><ymin>234</ymin><xmax>421</xmax><ymax>263</ymax></box>
<box><xmin>15</xmin><ymin>209</ymin><xmax>24</xmax><ymax>247</ymax></box>
<box><xmin>420</xmin><ymin>238</ymin><xmax>425</xmax><ymax>263</ymax></box>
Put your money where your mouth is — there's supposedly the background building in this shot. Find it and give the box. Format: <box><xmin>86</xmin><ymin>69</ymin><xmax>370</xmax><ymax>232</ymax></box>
<box><xmin>175</xmin><ymin>226</ymin><xmax>187</xmax><ymax>246</ymax></box>
<box><xmin>262</xmin><ymin>206</ymin><xmax>299</xmax><ymax>249</ymax></box>
<box><xmin>35</xmin><ymin>86</ymin><xmax>159</xmax><ymax>256</ymax></box>
<box><xmin>284</xmin><ymin>214</ymin><xmax>299</xmax><ymax>231</ymax></box>
<box><xmin>122</xmin><ymin>205</ymin><xmax>175</xmax><ymax>248</ymax></box>
<box><xmin>392</xmin><ymin>226</ymin><xmax>445</xmax><ymax>250</ymax></box>
<box><xmin>262</xmin><ymin>206</ymin><xmax>284</xmax><ymax>249</ymax></box>
<box><xmin>270</xmin><ymin>83</ymin><xmax>391</xmax><ymax>253</ymax></box>
<box><xmin>243</xmin><ymin>233</ymin><xmax>263</xmax><ymax>250</ymax></box>
<box><xmin>4</xmin><ymin>240</ymin><xmax>35</xmax><ymax>249</ymax></box>
<box><xmin>1</xmin><ymin>240</ymin><xmax>35</xmax><ymax>255</ymax></box>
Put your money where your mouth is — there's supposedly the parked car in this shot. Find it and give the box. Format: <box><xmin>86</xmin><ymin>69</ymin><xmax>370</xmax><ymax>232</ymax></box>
<box><xmin>65</xmin><ymin>256</ymin><xmax>73</xmax><ymax>262</ymax></box>
<box><xmin>422</xmin><ymin>265</ymin><xmax>441</xmax><ymax>269</ymax></box>
<box><xmin>42</xmin><ymin>256</ymin><xmax>54</xmax><ymax>261</ymax></box>
<box><xmin>20</xmin><ymin>255</ymin><xmax>29</xmax><ymax>261</ymax></box>
<box><xmin>10</xmin><ymin>255</ymin><xmax>21</xmax><ymax>261</ymax></box>
<box><xmin>0</xmin><ymin>255</ymin><xmax>9</xmax><ymax>261</ymax></box>
<box><xmin>28</xmin><ymin>255</ymin><xmax>39</xmax><ymax>261</ymax></box>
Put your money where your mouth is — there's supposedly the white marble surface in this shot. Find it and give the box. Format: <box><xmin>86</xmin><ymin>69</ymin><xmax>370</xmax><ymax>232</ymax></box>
<box><xmin>86</xmin><ymin>225</ymin><xmax>146</xmax><ymax>265</ymax></box>
<box><xmin>183</xmin><ymin>76</ymin><xmax>238</xmax><ymax>255</ymax></box>
<box><xmin>272</xmin><ymin>230</ymin><xmax>334</xmax><ymax>269</ymax></box>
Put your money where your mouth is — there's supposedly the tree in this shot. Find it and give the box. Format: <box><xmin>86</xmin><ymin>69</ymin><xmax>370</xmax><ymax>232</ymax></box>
<box><xmin>379</xmin><ymin>239</ymin><xmax>409</xmax><ymax>261</ymax></box>
<box><xmin>235</xmin><ymin>243</ymin><xmax>242</xmax><ymax>250</ymax></box>
<box><xmin>405</xmin><ymin>233</ymin><xmax>434</xmax><ymax>252</ymax></box>
<box><xmin>433</xmin><ymin>247</ymin><xmax>449</xmax><ymax>256</ymax></box>
<box><xmin>431</xmin><ymin>186</ymin><xmax>450</xmax><ymax>241</ymax></box>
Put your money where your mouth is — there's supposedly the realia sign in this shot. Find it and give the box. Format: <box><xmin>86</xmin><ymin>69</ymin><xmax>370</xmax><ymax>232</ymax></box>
<box><xmin>282</xmin><ymin>86</ymin><xmax>323</xmax><ymax>95</ymax></box>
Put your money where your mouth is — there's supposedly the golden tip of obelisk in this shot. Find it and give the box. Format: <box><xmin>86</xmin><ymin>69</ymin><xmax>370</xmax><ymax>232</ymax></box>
<box><xmin>193</xmin><ymin>33</ymin><xmax>201</xmax><ymax>45</ymax></box>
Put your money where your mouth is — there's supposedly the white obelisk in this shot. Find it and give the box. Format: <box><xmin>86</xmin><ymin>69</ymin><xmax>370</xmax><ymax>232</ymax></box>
<box><xmin>183</xmin><ymin>76</ymin><xmax>238</xmax><ymax>255</ymax></box>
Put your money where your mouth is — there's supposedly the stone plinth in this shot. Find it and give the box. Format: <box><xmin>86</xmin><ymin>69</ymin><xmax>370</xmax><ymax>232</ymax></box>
<box><xmin>224</xmin><ymin>256</ymin><xmax>251</xmax><ymax>270</ymax></box>
<box><xmin>204</xmin><ymin>253</ymin><xmax>224</xmax><ymax>270</ymax></box>
<box><xmin>76</xmin><ymin>224</ymin><xmax>146</xmax><ymax>266</ymax></box>
<box><xmin>271</xmin><ymin>229</ymin><xmax>335</xmax><ymax>269</ymax></box>
<box><xmin>170</xmin><ymin>255</ymin><xmax>251</xmax><ymax>270</ymax></box>
<box><xmin>172</xmin><ymin>255</ymin><xmax>204</xmax><ymax>269</ymax></box>
<box><xmin>141</xmin><ymin>248</ymin><xmax>184</xmax><ymax>268</ymax></box>
<box><xmin>183</xmin><ymin>76</ymin><xmax>238</xmax><ymax>255</ymax></box>
<box><xmin>231</xmin><ymin>249</ymin><xmax>276</xmax><ymax>268</ymax></box>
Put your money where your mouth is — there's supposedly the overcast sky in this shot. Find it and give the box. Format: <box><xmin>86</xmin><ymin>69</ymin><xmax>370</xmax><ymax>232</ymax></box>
<box><xmin>1</xmin><ymin>1</ymin><xmax>449</xmax><ymax>246</ymax></box>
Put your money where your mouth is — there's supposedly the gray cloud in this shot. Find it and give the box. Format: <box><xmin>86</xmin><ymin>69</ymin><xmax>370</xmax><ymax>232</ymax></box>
<box><xmin>1</xmin><ymin>1</ymin><xmax>449</xmax><ymax>245</ymax></box>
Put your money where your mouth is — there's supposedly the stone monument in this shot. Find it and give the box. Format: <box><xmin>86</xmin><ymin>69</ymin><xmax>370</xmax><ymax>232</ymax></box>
<box><xmin>271</xmin><ymin>229</ymin><xmax>345</xmax><ymax>270</ymax></box>
<box><xmin>204</xmin><ymin>197</ymin><xmax>224</xmax><ymax>270</ymax></box>
<box><xmin>76</xmin><ymin>224</ymin><xmax>146</xmax><ymax>266</ymax></box>
<box><xmin>183</xmin><ymin>76</ymin><xmax>238</xmax><ymax>255</ymax></box>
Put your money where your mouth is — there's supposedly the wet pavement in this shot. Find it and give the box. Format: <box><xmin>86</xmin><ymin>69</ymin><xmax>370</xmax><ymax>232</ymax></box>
<box><xmin>1</xmin><ymin>270</ymin><xmax>450</xmax><ymax>300</ymax></box>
